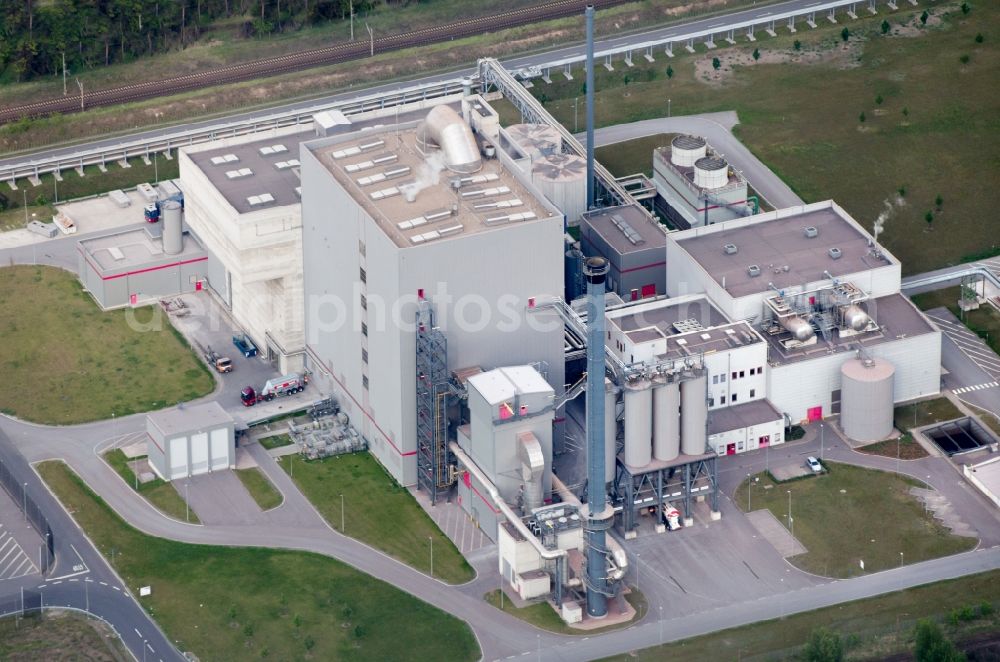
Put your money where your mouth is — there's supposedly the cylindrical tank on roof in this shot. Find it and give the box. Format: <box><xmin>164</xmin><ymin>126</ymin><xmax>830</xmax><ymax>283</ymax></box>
<box><xmin>623</xmin><ymin>380</ymin><xmax>652</xmax><ymax>468</ymax></box>
<box><xmin>653</xmin><ymin>380</ymin><xmax>681</xmax><ymax>462</ymax></box>
<box><xmin>842</xmin><ymin>304</ymin><xmax>870</xmax><ymax>332</ymax></box>
<box><xmin>780</xmin><ymin>315</ymin><xmax>815</xmax><ymax>342</ymax></box>
<box><xmin>532</xmin><ymin>153</ymin><xmax>588</xmax><ymax>226</ymax></box>
<box><xmin>670</xmin><ymin>135</ymin><xmax>707</xmax><ymax>167</ymax></box>
<box><xmin>693</xmin><ymin>156</ymin><xmax>729</xmax><ymax>189</ymax></box>
<box><xmin>604</xmin><ymin>383</ymin><xmax>618</xmax><ymax>484</ymax></box>
<box><xmin>840</xmin><ymin>358</ymin><xmax>895</xmax><ymax>442</ymax></box>
<box><xmin>507</xmin><ymin>124</ymin><xmax>562</xmax><ymax>161</ymax></box>
<box><xmin>680</xmin><ymin>375</ymin><xmax>707</xmax><ymax>456</ymax></box>
<box><xmin>162</xmin><ymin>200</ymin><xmax>183</xmax><ymax>256</ymax></box>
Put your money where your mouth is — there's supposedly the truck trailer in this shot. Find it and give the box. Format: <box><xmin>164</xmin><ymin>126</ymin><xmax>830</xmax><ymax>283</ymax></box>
<box><xmin>241</xmin><ymin>373</ymin><xmax>306</xmax><ymax>406</ymax></box>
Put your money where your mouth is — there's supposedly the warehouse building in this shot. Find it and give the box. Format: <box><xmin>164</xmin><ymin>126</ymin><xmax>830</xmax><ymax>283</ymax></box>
<box><xmin>300</xmin><ymin>100</ymin><xmax>566</xmax><ymax>488</ymax></box>
<box><xmin>146</xmin><ymin>402</ymin><xmax>235</xmax><ymax>481</ymax></box>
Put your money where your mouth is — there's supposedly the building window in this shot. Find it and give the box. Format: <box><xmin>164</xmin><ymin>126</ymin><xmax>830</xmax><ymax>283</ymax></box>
<box><xmin>708</xmin><ymin>397</ymin><xmax>715</xmax><ymax>407</ymax></box>
<box><xmin>758</xmin><ymin>366</ymin><xmax>763</xmax><ymax>374</ymax></box>
<box><xmin>739</xmin><ymin>370</ymin><xmax>745</xmax><ymax>378</ymax></box>
<box><xmin>361</xmin><ymin>322</ymin><xmax>368</xmax><ymax>337</ymax></box>
<box><xmin>362</xmin><ymin>349</ymin><xmax>368</xmax><ymax>364</ymax></box>
<box><xmin>732</xmin><ymin>393</ymin><xmax>738</xmax><ymax>402</ymax></box>
<box><xmin>362</xmin><ymin>375</ymin><xmax>369</xmax><ymax>390</ymax></box>
<box><xmin>359</xmin><ymin>240</ymin><xmax>366</xmax><ymax>256</ymax></box>
<box><xmin>360</xmin><ymin>294</ymin><xmax>367</xmax><ymax>311</ymax></box>
<box><xmin>749</xmin><ymin>368</ymin><xmax>755</xmax><ymax>376</ymax></box>
<box><xmin>712</xmin><ymin>375</ymin><xmax>719</xmax><ymax>385</ymax></box>
<box><xmin>731</xmin><ymin>371</ymin><xmax>737</xmax><ymax>380</ymax></box>
<box><xmin>721</xmin><ymin>374</ymin><xmax>726</xmax><ymax>383</ymax></box>
<box><xmin>750</xmin><ymin>389</ymin><xmax>756</xmax><ymax>398</ymax></box>
<box><xmin>360</xmin><ymin>267</ymin><xmax>367</xmax><ymax>283</ymax></box>
<box><xmin>721</xmin><ymin>395</ymin><xmax>727</xmax><ymax>405</ymax></box>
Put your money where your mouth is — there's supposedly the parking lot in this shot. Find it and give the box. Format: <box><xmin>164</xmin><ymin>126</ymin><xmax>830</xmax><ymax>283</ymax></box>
<box><xmin>0</xmin><ymin>488</ymin><xmax>41</xmax><ymax>583</ymax></box>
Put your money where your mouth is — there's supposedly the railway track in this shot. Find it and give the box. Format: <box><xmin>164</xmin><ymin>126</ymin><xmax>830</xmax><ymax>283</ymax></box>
<box><xmin>0</xmin><ymin>0</ymin><xmax>633</xmax><ymax>123</ymax></box>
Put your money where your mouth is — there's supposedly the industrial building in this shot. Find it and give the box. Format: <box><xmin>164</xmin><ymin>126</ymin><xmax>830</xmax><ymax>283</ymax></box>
<box><xmin>77</xmin><ymin>200</ymin><xmax>207</xmax><ymax>309</ymax></box>
<box><xmin>578</xmin><ymin>204</ymin><xmax>667</xmax><ymax>300</ymax></box>
<box><xmin>179</xmin><ymin>130</ymin><xmax>309</xmax><ymax>373</ymax></box>
<box><xmin>300</xmin><ymin>100</ymin><xmax>566</xmax><ymax>489</ymax></box>
<box><xmin>146</xmin><ymin>401</ymin><xmax>235</xmax><ymax>481</ymax></box>
<box><xmin>653</xmin><ymin>135</ymin><xmax>751</xmax><ymax>228</ymax></box>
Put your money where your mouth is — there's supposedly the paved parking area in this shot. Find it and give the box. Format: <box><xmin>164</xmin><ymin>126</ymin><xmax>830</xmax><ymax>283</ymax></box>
<box><xmin>179</xmin><ymin>470</ymin><xmax>262</xmax><ymax>526</ymax></box>
<box><xmin>926</xmin><ymin>307</ymin><xmax>1000</xmax><ymax>381</ymax></box>
<box><xmin>411</xmin><ymin>488</ymin><xmax>491</xmax><ymax>557</ymax></box>
<box><xmin>0</xmin><ymin>488</ymin><xmax>41</xmax><ymax>582</ymax></box>
<box><xmin>746</xmin><ymin>509</ymin><xmax>807</xmax><ymax>558</ymax></box>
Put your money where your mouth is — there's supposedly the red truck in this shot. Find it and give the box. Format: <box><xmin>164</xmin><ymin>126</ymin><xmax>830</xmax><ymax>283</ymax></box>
<box><xmin>241</xmin><ymin>373</ymin><xmax>307</xmax><ymax>407</ymax></box>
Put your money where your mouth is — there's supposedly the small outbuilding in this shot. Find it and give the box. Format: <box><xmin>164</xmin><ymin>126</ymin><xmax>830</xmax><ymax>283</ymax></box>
<box><xmin>146</xmin><ymin>402</ymin><xmax>235</xmax><ymax>481</ymax></box>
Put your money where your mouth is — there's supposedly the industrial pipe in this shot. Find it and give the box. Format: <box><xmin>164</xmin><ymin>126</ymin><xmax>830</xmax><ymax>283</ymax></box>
<box><xmin>551</xmin><ymin>474</ymin><xmax>627</xmax><ymax>582</ymax></box>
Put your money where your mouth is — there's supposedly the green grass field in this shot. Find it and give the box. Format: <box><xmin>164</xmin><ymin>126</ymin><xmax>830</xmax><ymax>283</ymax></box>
<box><xmin>736</xmin><ymin>463</ymin><xmax>975</xmax><ymax>577</ymax></box>
<box><xmin>599</xmin><ymin>570</ymin><xmax>1000</xmax><ymax>661</ymax></box>
<box><xmin>527</xmin><ymin>2</ymin><xmax>999</xmax><ymax>275</ymax></box>
<box><xmin>280</xmin><ymin>452</ymin><xmax>474</xmax><ymax>584</ymax></box>
<box><xmin>259</xmin><ymin>433</ymin><xmax>294</xmax><ymax>450</ymax></box>
<box><xmin>895</xmin><ymin>397</ymin><xmax>964</xmax><ymax>431</ymax></box>
<box><xmin>484</xmin><ymin>589</ymin><xmax>647</xmax><ymax>636</ymax></box>
<box><xmin>857</xmin><ymin>436</ymin><xmax>929</xmax><ymax>460</ymax></box>
<box><xmin>236</xmin><ymin>467</ymin><xmax>283</xmax><ymax>511</ymax></box>
<box><xmin>103</xmin><ymin>449</ymin><xmax>199</xmax><ymax>524</ymax></box>
<box><xmin>0</xmin><ymin>204</ymin><xmax>56</xmax><ymax>232</ymax></box>
<box><xmin>0</xmin><ymin>266</ymin><xmax>214</xmax><ymax>424</ymax></box>
<box><xmin>37</xmin><ymin>461</ymin><xmax>479</xmax><ymax>662</ymax></box>
<box><xmin>0</xmin><ymin>612</ymin><xmax>129</xmax><ymax>661</ymax></box>
<box><xmin>911</xmin><ymin>286</ymin><xmax>1000</xmax><ymax>355</ymax></box>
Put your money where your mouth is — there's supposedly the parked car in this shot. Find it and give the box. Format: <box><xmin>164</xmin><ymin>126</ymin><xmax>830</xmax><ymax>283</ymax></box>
<box><xmin>806</xmin><ymin>456</ymin><xmax>823</xmax><ymax>473</ymax></box>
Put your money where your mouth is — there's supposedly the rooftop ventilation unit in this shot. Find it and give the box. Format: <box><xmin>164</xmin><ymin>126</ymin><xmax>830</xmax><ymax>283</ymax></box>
<box><xmin>748</xmin><ymin>264</ymin><xmax>761</xmax><ymax>277</ymax></box>
<box><xmin>331</xmin><ymin>139</ymin><xmax>386</xmax><ymax>159</ymax></box>
<box><xmin>210</xmin><ymin>154</ymin><xmax>239</xmax><ymax>165</ymax></box>
<box><xmin>804</xmin><ymin>226</ymin><xmax>819</xmax><ymax>238</ymax></box>
<box><xmin>397</xmin><ymin>208</ymin><xmax>457</xmax><ymax>230</ymax></box>
<box><xmin>723</xmin><ymin>243</ymin><xmax>738</xmax><ymax>255</ymax></box>
<box><xmin>829</xmin><ymin>247</ymin><xmax>843</xmax><ymax>259</ymax></box>
<box><xmin>457</xmin><ymin>172</ymin><xmax>500</xmax><ymax>186</ymax></box>
<box><xmin>483</xmin><ymin>211</ymin><xmax>537</xmax><ymax>226</ymax></box>
<box><xmin>247</xmin><ymin>193</ymin><xmax>275</xmax><ymax>206</ymax></box>
<box><xmin>344</xmin><ymin>154</ymin><xmax>398</xmax><ymax>173</ymax></box>
<box><xmin>409</xmin><ymin>223</ymin><xmax>465</xmax><ymax>244</ymax></box>
<box><xmin>258</xmin><ymin>144</ymin><xmax>288</xmax><ymax>156</ymax></box>
<box><xmin>370</xmin><ymin>186</ymin><xmax>401</xmax><ymax>201</ymax></box>
<box><xmin>460</xmin><ymin>185</ymin><xmax>511</xmax><ymax>199</ymax></box>
<box><xmin>274</xmin><ymin>159</ymin><xmax>301</xmax><ymax>170</ymax></box>
<box><xmin>672</xmin><ymin>319</ymin><xmax>704</xmax><ymax>334</ymax></box>
<box><xmin>225</xmin><ymin>167</ymin><xmax>253</xmax><ymax>179</ymax></box>
<box><xmin>472</xmin><ymin>198</ymin><xmax>524</xmax><ymax>210</ymax></box>
<box><xmin>610</xmin><ymin>214</ymin><xmax>645</xmax><ymax>246</ymax></box>
<box><xmin>357</xmin><ymin>166</ymin><xmax>412</xmax><ymax>186</ymax></box>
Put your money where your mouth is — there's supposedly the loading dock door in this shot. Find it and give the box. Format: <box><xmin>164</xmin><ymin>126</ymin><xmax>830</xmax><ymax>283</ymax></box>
<box><xmin>169</xmin><ymin>437</ymin><xmax>189</xmax><ymax>480</ymax></box>
<box><xmin>807</xmin><ymin>406</ymin><xmax>823</xmax><ymax>422</ymax></box>
<box><xmin>190</xmin><ymin>432</ymin><xmax>209</xmax><ymax>475</ymax></box>
<box><xmin>210</xmin><ymin>429</ymin><xmax>230</xmax><ymax>471</ymax></box>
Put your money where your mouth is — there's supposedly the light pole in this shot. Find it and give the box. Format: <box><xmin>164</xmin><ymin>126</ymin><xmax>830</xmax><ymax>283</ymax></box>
<box><xmin>340</xmin><ymin>493</ymin><xmax>345</xmax><ymax>532</ymax></box>
<box><xmin>668</xmin><ymin>98</ymin><xmax>671</xmax><ymax>117</ymax></box>
<box><xmin>635</xmin><ymin>552</ymin><xmax>640</xmax><ymax>593</ymax></box>
<box><xmin>429</xmin><ymin>536</ymin><xmax>434</xmax><ymax>578</ymax></box>
<box><xmin>574</xmin><ymin>97</ymin><xmax>579</xmax><ymax>133</ymax></box>
<box><xmin>747</xmin><ymin>473</ymin><xmax>752</xmax><ymax>511</ymax></box>
<box><xmin>366</xmin><ymin>23</ymin><xmax>373</xmax><ymax>57</ymax></box>
<box><xmin>85</xmin><ymin>578</ymin><xmax>90</xmax><ymax>613</ymax></box>
<box><xmin>143</xmin><ymin>638</ymin><xmax>147</xmax><ymax>662</ymax></box>
<box><xmin>659</xmin><ymin>603</ymin><xmax>663</xmax><ymax>643</ymax></box>
<box><xmin>185</xmin><ymin>482</ymin><xmax>189</xmax><ymax>523</ymax></box>
<box><xmin>31</xmin><ymin>213</ymin><xmax>37</xmax><ymax>264</ymax></box>
<box><xmin>350</xmin><ymin>0</ymin><xmax>354</xmax><ymax>40</ymax></box>
<box><xmin>22</xmin><ymin>482</ymin><xmax>27</xmax><ymax>520</ymax></box>
<box><xmin>153</xmin><ymin>151</ymin><xmax>158</xmax><ymax>184</ymax></box>
<box><xmin>900</xmin><ymin>551</ymin><xmax>904</xmax><ymax>567</ymax></box>
<box><xmin>787</xmin><ymin>490</ymin><xmax>793</xmax><ymax>537</ymax></box>
<box><xmin>22</xmin><ymin>188</ymin><xmax>28</xmax><ymax>224</ymax></box>
<box><xmin>820</xmin><ymin>422</ymin><xmax>825</xmax><ymax>460</ymax></box>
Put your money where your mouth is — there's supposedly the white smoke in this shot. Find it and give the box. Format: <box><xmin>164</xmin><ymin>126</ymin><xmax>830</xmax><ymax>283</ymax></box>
<box><xmin>872</xmin><ymin>196</ymin><xmax>904</xmax><ymax>243</ymax></box>
<box><xmin>401</xmin><ymin>151</ymin><xmax>448</xmax><ymax>202</ymax></box>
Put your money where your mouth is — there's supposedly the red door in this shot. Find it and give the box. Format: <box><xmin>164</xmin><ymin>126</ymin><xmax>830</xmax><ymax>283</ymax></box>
<box><xmin>641</xmin><ymin>284</ymin><xmax>656</xmax><ymax>298</ymax></box>
<box><xmin>195</xmin><ymin>280</ymin><xmax>203</xmax><ymax>291</ymax></box>
<box><xmin>807</xmin><ymin>406</ymin><xmax>823</xmax><ymax>422</ymax></box>
<box><xmin>726</xmin><ymin>443</ymin><xmax>736</xmax><ymax>455</ymax></box>
<box><xmin>759</xmin><ymin>435</ymin><xmax>769</xmax><ymax>448</ymax></box>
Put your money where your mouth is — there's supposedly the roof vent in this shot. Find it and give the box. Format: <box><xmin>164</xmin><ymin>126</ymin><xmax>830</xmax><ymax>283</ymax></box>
<box><xmin>748</xmin><ymin>264</ymin><xmax>761</xmax><ymax>277</ymax></box>
<box><xmin>723</xmin><ymin>243</ymin><xmax>738</xmax><ymax>255</ymax></box>
<box><xmin>804</xmin><ymin>226</ymin><xmax>819</xmax><ymax>238</ymax></box>
<box><xmin>829</xmin><ymin>247</ymin><xmax>843</xmax><ymax>260</ymax></box>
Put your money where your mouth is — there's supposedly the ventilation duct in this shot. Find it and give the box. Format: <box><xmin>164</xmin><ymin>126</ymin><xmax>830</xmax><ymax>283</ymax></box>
<box><xmin>416</xmin><ymin>105</ymin><xmax>483</xmax><ymax>174</ymax></box>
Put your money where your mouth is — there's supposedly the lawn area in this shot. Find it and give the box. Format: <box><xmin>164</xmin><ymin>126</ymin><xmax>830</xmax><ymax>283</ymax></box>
<box><xmin>527</xmin><ymin>2</ymin><xmax>1000</xmax><ymax>275</ymax></box>
<box><xmin>912</xmin><ymin>286</ymin><xmax>1000</xmax><ymax>356</ymax></box>
<box><xmin>970</xmin><ymin>405</ymin><xmax>1000</xmax><ymax>439</ymax></box>
<box><xmin>484</xmin><ymin>589</ymin><xmax>647</xmax><ymax>636</ymax></box>
<box><xmin>0</xmin><ymin>612</ymin><xmax>129</xmax><ymax>661</ymax></box>
<box><xmin>0</xmin><ymin>265</ymin><xmax>214</xmax><ymax>424</ymax></box>
<box><xmin>259</xmin><ymin>433</ymin><xmax>294</xmax><ymax>450</ymax></box>
<box><xmin>894</xmin><ymin>397</ymin><xmax>964</xmax><ymax>431</ymax></box>
<box><xmin>236</xmin><ymin>467</ymin><xmax>283</xmax><ymax>511</ymax></box>
<box><xmin>0</xmin><ymin>204</ymin><xmax>55</xmax><ymax>232</ymax></box>
<box><xmin>598</xmin><ymin>570</ymin><xmax>1000</xmax><ymax>661</ymax></box>
<box><xmin>36</xmin><ymin>461</ymin><xmax>479</xmax><ymax>662</ymax></box>
<box><xmin>279</xmin><ymin>452</ymin><xmax>474</xmax><ymax>584</ymax></box>
<box><xmin>103</xmin><ymin>449</ymin><xmax>199</xmax><ymax>524</ymax></box>
<box><xmin>735</xmin><ymin>462</ymin><xmax>976</xmax><ymax>577</ymax></box>
<box><xmin>857</xmin><ymin>435</ymin><xmax>929</xmax><ymax>460</ymax></box>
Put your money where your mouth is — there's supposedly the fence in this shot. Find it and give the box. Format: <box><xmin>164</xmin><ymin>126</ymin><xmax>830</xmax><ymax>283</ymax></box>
<box><xmin>0</xmin><ymin>460</ymin><xmax>55</xmax><ymax>575</ymax></box>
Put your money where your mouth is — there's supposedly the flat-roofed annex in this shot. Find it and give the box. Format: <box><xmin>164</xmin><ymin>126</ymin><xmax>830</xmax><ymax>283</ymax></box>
<box><xmin>308</xmin><ymin>122</ymin><xmax>558</xmax><ymax>248</ymax></box>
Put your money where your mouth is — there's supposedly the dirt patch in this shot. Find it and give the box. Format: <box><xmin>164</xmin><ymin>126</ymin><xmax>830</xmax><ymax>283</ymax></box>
<box><xmin>664</xmin><ymin>0</ymin><xmax>732</xmax><ymax>18</ymax></box>
<box><xmin>694</xmin><ymin>40</ymin><xmax>862</xmax><ymax>85</ymax></box>
<box><xmin>890</xmin><ymin>6</ymin><xmax>948</xmax><ymax>38</ymax></box>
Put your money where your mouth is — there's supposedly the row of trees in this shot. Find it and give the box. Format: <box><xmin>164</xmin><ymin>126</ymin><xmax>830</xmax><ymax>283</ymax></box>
<box><xmin>0</xmin><ymin>0</ymin><xmax>390</xmax><ymax>82</ymax></box>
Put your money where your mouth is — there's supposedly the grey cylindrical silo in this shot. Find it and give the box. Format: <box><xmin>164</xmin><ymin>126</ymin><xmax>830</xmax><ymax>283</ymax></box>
<box><xmin>680</xmin><ymin>375</ymin><xmax>707</xmax><ymax>456</ymax></box>
<box><xmin>604</xmin><ymin>383</ymin><xmax>617</xmax><ymax>484</ymax></box>
<box><xmin>653</xmin><ymin>380</ymin><xmax>681</xmax><ymax>461</ymax></box>
<box><xmin>623</xmin><ymin>380</ymin><xmax>652</xmax><ymax>468</ymax></box>
<box><xmin>840</xmin><ymin>358</ymin><xmax>895</xmax><ymax>442</ymax></box>
<box><xmin>162</xmin><ymin>200</ymin><xmax>183</xmax><ymax>255</ymax></box>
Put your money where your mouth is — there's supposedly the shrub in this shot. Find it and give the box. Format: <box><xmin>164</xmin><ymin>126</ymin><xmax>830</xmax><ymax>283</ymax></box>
<box><xmin>881</xmin><ymin>20</ymin><xmax>891</xmax><ymax>34</ymax></box>
<box><xmin>961</xmin><ymin>2</ymin><xmax>970</xmax><ymax>15</ymax></box>
<box><xmin>859</xmin><ymin>111</ymin><xmax>866</xmax><ymax>123</ymax></box>
<box><xmin>920</xmin><ymin>10</ymin><xmax>929</xmax><ymax>25</ymax></box>
<box><xmin>803</xmin><ymin>627</ymin><xmax>844</xmax><ymax>662</ymax></box>
<box><xmin>841</xmin><ymin>27</ymin><xmax>850</xmax><ymax>42</ymax></box>
<box><xmin>752</xmin><ymin>48</ymin><xmax>760</xmax><ymax>61</ymax></box>
<box><xmin>666</xmin><ymin>65</ymin><xmax>674</xmax><ymax>79</ymax></box>
<box><xmin>876</xmin><ymin>94</ymin><xmax>884</xmax><ymax>105</ymax></box>
<box><xmin>959</xmin><ymin>54</ymin><xmax>970</xmax><ymax>64</ymax></box>
<box><xmin>794</xmin><ymin>39</ymin><xmax>802</xmax><ymax>51</ymax></box>
<box><xmin>712</xmin><ymin>57</ymin><xmax>721</xmax><ymax>70</ymax></box>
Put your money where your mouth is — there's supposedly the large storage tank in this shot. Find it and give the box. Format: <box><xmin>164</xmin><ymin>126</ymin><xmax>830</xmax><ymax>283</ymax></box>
<box><xmin>623</xmin><ymin>380</ymin><xmax>652</xmax><ymax>468</ymax></box>
<box><xmin>841</xmin><ymin>358</ymin><xmax>895</xmax><ymax>442</ymax></box>
<box><xmin>532</xmin><ymin>153</ymin><xmax>587</xmax><ymax>226</ymax></box>
<box><xmin>670</xmin><ymin>135</ymin><xmax>707</xmax><ymax>167</ymax></box>
<box><xmin>693</xmin><ymin>156</ymin><xmax>729</xmax><ymax>189</ymax></box>
<box><xmin>162</xmin><ymin>200</ymin><xmax>183</xmax><ymax>256</ymax></box>
<box><xmin>506</xmin><ymin>124</ymin><xmax>562</xmax><ymax>161</ymax></box>
<box><xmin>604</xmin><ymin>383</ymin><xmax>618</xmax><ymax>483</ymax></box>
<box><xmin>680</xmin><ymin>375</ymin><xmax>707</xmax><ymax>456</ymax></box>
<box><xmin>652</xmin><ymin>380</ymin><xmax>680</xmax><ymax>462</ymax></box>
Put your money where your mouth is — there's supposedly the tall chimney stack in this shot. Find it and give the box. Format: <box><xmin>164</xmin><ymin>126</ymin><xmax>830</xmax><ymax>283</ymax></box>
<box><xmin>585</xmin><ymin>4</ymin><xmax>596</xmax><ymax>211</ymax></box>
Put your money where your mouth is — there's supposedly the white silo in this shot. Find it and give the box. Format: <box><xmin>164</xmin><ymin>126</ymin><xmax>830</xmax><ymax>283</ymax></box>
<box><xmin>840</xmin><ymin>358</ymin><xmax>895</xmax><ymax>442</ymax></box>
<box><xmin>653</xmin><ymin>380</ymin><xmax>680</xmax><ymax>461</ymax></box>
<box><xmin>604</xmin><ymin>382</ymin><xmax>618</xmax><ymax>484</ymax></box>
<box><xmin>670</xmin><ymin>135</ymin><xmax>707</xmax><ymax>167</ymax></box>
<box><xmin>680</xmin><ymin>375</ymin><xmax>707</xmax><ymax>456</ymax></box>
<box><xmin>623</xmin><ymin>380</ymin><xmax>652</xmax><ymax>468</ymax></box>
<box><xmin>161</xmin><ymin>200</ymin><xmax>183</xmax><ymax>256</ymax></box>
<box><xmin>532</xmin><ymin>153</ymin><xmax>588</xmax><ymax>226</ymax></box>
<box><xmin>693</xmin><ymin>156</ymin><xmax>729</xmax><ymax>189</ymax></box>
<box><xmin>506</xmin><ymin>124</ymin><xmax>562</xmax><ymax>161</ymax></box>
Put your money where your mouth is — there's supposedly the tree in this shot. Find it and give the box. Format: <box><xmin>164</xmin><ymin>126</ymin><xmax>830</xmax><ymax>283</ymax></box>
<box><xmin>666</xmin><ymin>65</ymin><xmax>674</xmax><ymax>79</ymax></box>
<box><xmin>898</xmin><ymin>185</ymin><xmax>907</xmax><ymax>197</ymax></box>
<box><xmin>859</xmin><ymin>111</ymin><xmax>866</xmax><ymax>123</ymax></box>
<box><xmin>752</xmin><ymin>47</ymin><xmax>760</xmax><ymax>61</ymax></box>
<box><xmin>712</xmin><ymin>57</ymin><xmax>721</xmax><ymax>70</ymax></box>
<box><xmin>803</xmin><ymin>627</ymin><xmax>844</xmax><ymax>662</ymax></box>
<box><xmin>876</xmin><ymin>94</ymin><xmax>884</xmax><ymax>105</ymax></box>
<box><xmin>841</xmin><ymin>27</ymin><xmax>850</xmax><ymax>42</ymax></box>
<box><xmin>881</xmin><ymin>19</ymin><xmax>891</xmax><ymax>34</ymax></box>
<box><xmin>935</xmin><ymin>194</ymin><xmax>943</xmax><ymax>210</ymax></box>
<box><xmin>975</xmin><ymin>33</ymin><xmax>984</xmax><ymax>43</ymax></box>
<box><xmin>914</xmin><ymin>619</ymin><xmax>964</xmax><ymax>662</ymax></box>
<box><xmin>960</xmin><ymin>54</ymin><xmax>970</xmax><ymax>64</ymax></box>
<box><xmin>902</xmin><ymin>107</ymin><xmax>910</xmax><ymax>118</ymax></box>
<box><xmin>925</xmin><ymin>210</ymin><xmax>934</xmax><ymax>229</ymax></box>
<box><xmin>794</xmin><ymin>39</ymin><xmax>802</xmax><ymax>51</ymax></box>
<box><xmin>304</xmin><ymin>636</ymin><xmax>316</xmax><ymax>652</ymax></box>
<box><xmin>920</xmin><ymin>10</ymin><xmax>929</xmax><ymax>25</ymax></box>
<box><xmin>961</xmin><ymin>2</ymin><xmax>971</xmax><ymax>15</ymax></box>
